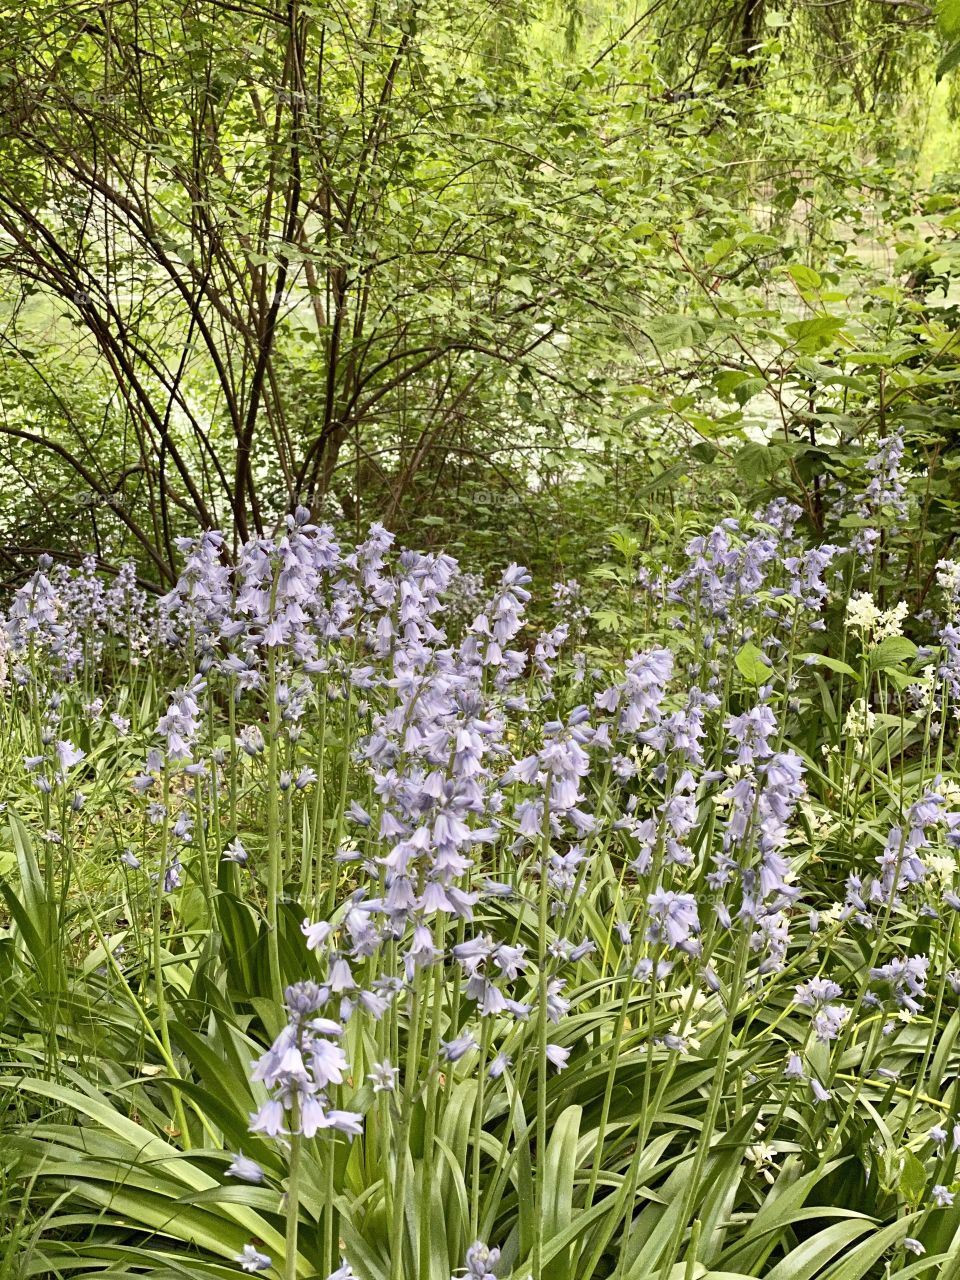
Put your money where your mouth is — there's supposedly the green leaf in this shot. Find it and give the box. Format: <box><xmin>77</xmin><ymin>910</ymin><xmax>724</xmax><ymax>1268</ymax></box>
<box><xmin>764</xmin><ymin>1220</ymin><xmax>877</xmax><ymax>1280</ymax></box>
<box><xmin>643</xmin><ymin>314</ymin><xmax>709</xmax><ymax>352</ymax></box>
<box><xmin>783</xmin><ymin>316</ymin><xmax>846</xmax><ymax>350</ymax></box>
<box><xmin>691</xmin><ymin>442</ymin><xmax>718</xmax><ymax>463</ymax></box>
<box><xmin>506</xmin><ymin>273</ymin><xmax>534</xmax><ymax>296</ymax></box>
<box><xmin>869</xmin><ymin>636</ymin><xmax>918</xmax><ymax>670</ymax></box>
<box><xmin>939</xmin><ymin>38</ymin><xmax>960</xmax><ymax>79</ymax></box>
<box><xmin>787</xmin><ymin>264</ymin><xmax>822</xmax><ymax>290</ymax></box>
<box><xmin>716</xmin><ymin>371</ymin><xmax>766</xmax><ymax>403</ymax></box>
<box><xmin>898</xmin><ymin>1150</ymin><xmax>927</xmax><ymax>1207</ymax></box>
<box><xmin>705</xmin><ymin>237</ymin><xmax>736</xmax><ymax>267</ymax></box>
<box><xmin>800</xmin><ymin>654</ymin><xmax>859</xmax><ymax>679</ymax></box>
<box><xmin>819</xmin><ymin>1215</ymin><xmax>921</xmax><ymax>1280</ymax></box>
<box><xmin>942</xmin><ymin>0</ymin><xmax>960</xmax><ymax>37</ymax></box>
<box><xmin>736</xmin><ymin>641</ymin><xmax>772</xmax><ymax>686</ymax></box>
<box><xmin>541</xmin><ymin>1105</ymin><xmax>581</xmax><ymax>1280</ymax></box>
<box><xmin>735</xmin><ymin>442</ymin><xmax>787</xmax><ymax>482</ymax></box>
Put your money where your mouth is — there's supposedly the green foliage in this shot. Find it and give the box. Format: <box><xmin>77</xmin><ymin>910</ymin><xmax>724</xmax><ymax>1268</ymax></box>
<box><xmin>7</xmin><ymin>3</ymin><xmax>960</xmax><ymax>1277</ymax></box>
<box><xmin>0</xmin><ymin>0</ymin><xmax>948</xmax><ymax>587</ymax></box>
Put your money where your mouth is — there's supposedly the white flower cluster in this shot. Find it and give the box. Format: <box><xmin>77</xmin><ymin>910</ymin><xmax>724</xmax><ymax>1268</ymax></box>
<box><xmin>843</xmin><ymin>698</ymin><xmax>876</xmax><ymax>739</ymax></box>
<box><xmin>844</xmin><ymin>592</ymin><xmax>908</xmax><ymax>643</ymax></box>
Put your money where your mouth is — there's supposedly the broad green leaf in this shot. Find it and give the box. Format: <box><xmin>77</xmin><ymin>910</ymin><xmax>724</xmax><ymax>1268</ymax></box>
<box><xmin>869</xmin><ymin>636</ymin><xmax>918</xmax><ymax>670</ymax></box>
<box><xmin>736</xmin><ymin>641</ymin><xmax>772</xmax><ymax>685</ymax></box>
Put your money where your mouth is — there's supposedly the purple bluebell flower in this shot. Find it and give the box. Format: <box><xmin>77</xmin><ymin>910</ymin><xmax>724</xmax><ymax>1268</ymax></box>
<box><xmin>441</xmin><ymin>1033</ymin><xmax>478</xmax><ymax>1063</ymax></box>
<box><xmin>302</xmin><ymin>919</ymin><xmax>333</xmax><ymax>950</ymax></box>
<box><xmin>460</xmin><ymin>1241</ymin><xmax>501</xmax><ymax>1280</ymax></box>
<box><xmin>326</xmin><ymin>1262</ymin><xmax>357</xmax><ymax>1280</ymax></box>
<box><xmin>851</xmin><ymin>430</ymin><xmax>909</xmax><ymax>555</ymax></box>
<box><xmin>55</xmin><ymin>739</ymin><xmax>85</xmax><ymax>771</ymax></box>
<box><xmin>236</xmin><ymin>1243</ymin><xmax>272</xmax><ymax>1272</ymax></box>
<box><xmin>488</xmin><ymin>1051</ymin><xmax>512</xmax><ymax>1079</ymax></box>
<box><xmin>545</xmin><ymin>1043</ymin><xmax>570</xmax><ymax>1072</ymax></box>
<box><xmin>647</xmin><ymin>887</ymin><xmax>701</xmax><ymax>952</ymax></box>
<box><xmin>222</xmin><ymin>839</ymin><xmax>248</xmax><ymax>865</ymax></box>
<box><xmin>868</xmin><ymin>955</ymin><xmax>928</xmax><ymax>1014</ymax></box>
<box><xmin>795</xmin><ymin>979</ymin><xmax>843</xmax><ymax>1008</ymax></box>
<box><xmin>226</xmin><ymin>1154</ymin><xmax>264</xmax><ymax>1183</ymax></box>
<box><xmin>812</xmin><ymin>1005</ymin><xmax>849</xmax><ymax>1045</ymax></box>
<box><xmin>248</xmin><ymin>982</ymin><xmax>361</xmax><ymax>1142</ymax></box>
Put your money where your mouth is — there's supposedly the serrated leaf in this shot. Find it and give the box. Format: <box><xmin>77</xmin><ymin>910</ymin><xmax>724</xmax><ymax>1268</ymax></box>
<box><xmin>644</xmin><ymin>314</ymin><xmax>709</xmax><ymax>352</ymax></box>
<box><xmin>735</xmin><ymin>442</ymin><xmax>787</xmax><ymax>482</ymax></box>
<box><xmin>869</xmin><ymin>636</ymin><xmax>918</xmax><ymax>670</ymax></box>
<box><xmin>783</xmin><ymin>316</ymin><xmax>846</xmax><ymax>350</ymax></box>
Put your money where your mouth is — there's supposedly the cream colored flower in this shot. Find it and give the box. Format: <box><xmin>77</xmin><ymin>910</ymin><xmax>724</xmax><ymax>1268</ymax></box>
<box><xmin>876</xmin><ymin>599</ymin><xmax>908</xmax><ymax>639</ymax></box>
<box><xmin>845</xmin><ymin>591</ymin><xmax>908</xmax><ymax>643</ymax></box>
<box><xmin>845</xmin><ymin>591</ymin><xmax>881</xmax><ymax>634</ymax></box>
<box><xmin>843</xmin><ymin>698</ymin><xmax>875</xmax><ymax>737</ymax></box>
<box><xmin>745</xmin><ymin>1142</ymin><xmax>777</xmax><ymax>1169</ymax></box>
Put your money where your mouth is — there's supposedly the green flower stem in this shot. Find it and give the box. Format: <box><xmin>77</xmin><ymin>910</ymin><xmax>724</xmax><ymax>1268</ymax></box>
<box><xmin>284</xmin><ymin>1123</ymin><xmax>302</xmax><ymax>1280</ymax></box>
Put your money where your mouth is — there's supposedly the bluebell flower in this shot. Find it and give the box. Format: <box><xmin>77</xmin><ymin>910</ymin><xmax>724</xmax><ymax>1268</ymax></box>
<box><xmin>868</xmin><ymin>955</ymin><xmax>928</xmax><ymax>1014</ymax></box>
<box><xmin>812</xmin><ymin>1005</ymin><xmax>849</xmax><ymax>1045</ymax></box>
<box><xmin>156</xmin><ymin>678</ymin><xmax>205</xmax><ymax>763</ymax></box>
<box><xmin>441</xmin><ymin>1033</ymin><xmax>477</xmax><ymax>1063</ymax></box>
<box><xmin>302</xmin><ymin>918</ymin><xmax>333</xmax><ymax>950</ymax></box>
<box><xmin>326</xmin><ymin>1262</ymin><xmax>357</xmax><ymax>1280</ymax></box>
<box><xmin>488</xmin><ymin>1051</ymin><xmax>512</xmax><ymax>1079</ymax></box>
<box><xmin>366</xmin><ymin>1060</ymin><xmax>398</xmax><ymax>1092</ymax></box>
<box><xmin>795</xmin><ymin>978</ymin><xmax>843</xmax><ymax>1008</ymax></box>
<box><xmin>784</xmin><ymin>1054</ymin><xmax>804</xmax><ymax>1080</ymax></box>
<box><xmin>545</xmin><ymin>1043</ymin><xmax>570</xmax><ymax>1072</ymax></box>
<box><xmin>236</xmin><ymin>1243</ymin><xmax>272</xmax><ymax>1272</ymax></box>
<box><xmin>239</xmin><ymin>725</ymin><xmax>265</xmax><ymax>756</ymax></box>
<box><xmin>248</xmin><ymin>982</ymin><xmax>361</xmax><ymax>1142</ymax></box>
<box><xmin>347</xmin><ymin>801</ymin><xmax>372</xmax><ymax>826</ymax></box>
<box><xmin>55</xmin><ymin>739</ymin><xmax>85</xmax><ymax>771</ymax></box>
<box><xmin>225</xmin><ymin>1154</ymin><xmax>265</xmax><ymax>1183</ymax></box>
<box><xmin>222</xmin><ymin>839</ymin><xmax>248</xmax><ymax>865</ymax></box>
<box><xmin>459</xmin><ymin>1241</ymin><xmax>500</xmax><ymax>1280</ymax></box>
<box><xmin>647</xmin><ymin>887</ymin><xmax>700</xmax><ymax>951</ymax></box>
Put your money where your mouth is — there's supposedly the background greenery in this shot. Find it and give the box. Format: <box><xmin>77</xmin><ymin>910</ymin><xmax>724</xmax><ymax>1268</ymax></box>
<box><xmin>6</xmin><ymin>4</ymin><xmax>960</xmax><ymax>1280</ymax></box>
<box><xmin>0</xmin><ymin>0</ymin><xmax>957</xmax><ymax>588</ymax></box>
